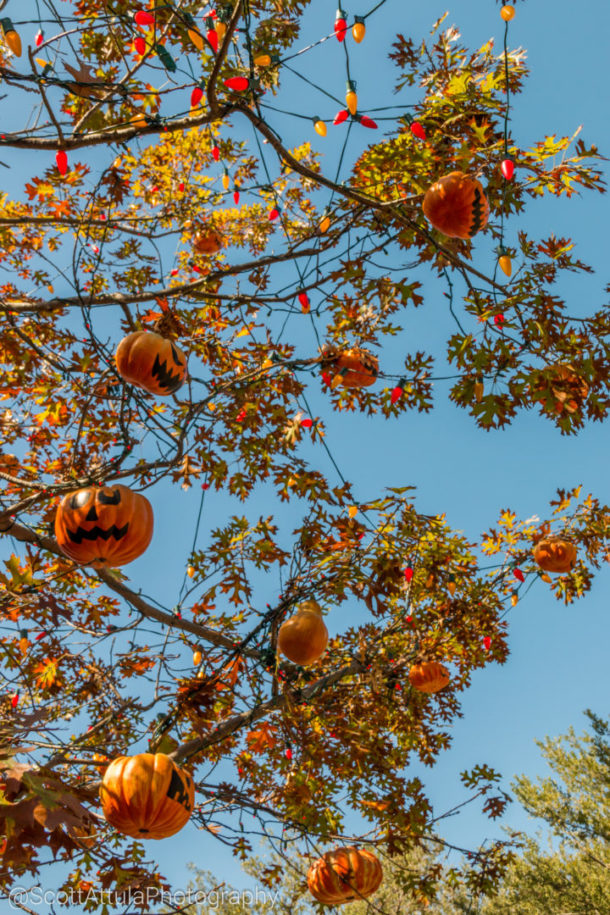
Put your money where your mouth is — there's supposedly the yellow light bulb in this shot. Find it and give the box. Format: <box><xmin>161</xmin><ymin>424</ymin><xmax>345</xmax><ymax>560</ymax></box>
<box><xmin>314</xmin><ymin>118</ymin><xmax>327</xmax><ymax>137</ymax></box>
<box><xmin>188</xmin><ymin>28</ymin><xmax>204</xmax><ymax>51</ymax></box>
<box><xmin>499</xmin><ymin>254</ymin><xmax>512</xmax><ymax>277</ymax></box>
<box><xmin>193</xmin><ymin>650</ymin><xmax>202</xmax><ymax>665</ymax></box>
<box><xmin>511</xmin><ymin>593</ymin><xmax>518</xmax><ymax>607</ymax></box>
<box><xmin>352</xmin><ymin>19</ymin><xmax>366</xmax><ymax>43</ymax></box>
<box><xmin>222</xmin><ymin>172</ymin><xmax>230</xmax><ymax>190</ymax></box>
<box><xmin>501</xmin><ymin>4</ymin><xmax>515</xmax><ymax>21</ymax></box>
<box><xmin>187</xmin><ymin>565</ymin><xmax>195</xmax><ymax>578</ymax></box>
<box><xmin>254</xmin><ymin>53</ymin><xmax>272</xmax><ymax>67</ymax></box>
<box><xmin>215</xmin><ymin>21</ymin><xmax>227</xmax><ymax>42</ymax></box>
<box><xmin>319</xmin><ymin>214</ymin><xmax>331</xmax><ymax>233</ymax></box>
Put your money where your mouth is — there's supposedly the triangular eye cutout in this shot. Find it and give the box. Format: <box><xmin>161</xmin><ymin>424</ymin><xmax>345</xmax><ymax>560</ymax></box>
<box><xmin>86</xmin><ymin>506</ymin><xmax>98</xmax><ymax>522</ymax></box>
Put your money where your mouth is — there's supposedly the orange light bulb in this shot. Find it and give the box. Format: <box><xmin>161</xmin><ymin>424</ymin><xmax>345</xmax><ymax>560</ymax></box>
<box><xmin>352</xmin><ymin>18</ymin><xmax>366</xmax><ymax>43</ymax></box>
<box><xmin>346</xmin><ymin>80</ymin><xmax>358</xmax><ymax>116</ymax></box>
<box><xmin>313</xmin><ymin>117</ymin><xmax>327</xmax><ymax>137</ymax></box>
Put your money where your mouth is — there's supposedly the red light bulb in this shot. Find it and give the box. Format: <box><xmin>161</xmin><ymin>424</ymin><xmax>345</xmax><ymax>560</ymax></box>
<box><xmin>298</xmin><ymin>291</ymin><xmax>310</xmax><ymax>312</ymax></box>
<box><xmin>391</xmin><ymin>385</ymin><xmax>403</xmax><ymax>404</ymax></box>
<box><xmin>206</xmin><ymin>17</ymin><xmax>218</xmax><ymax>52</ymax></box>
<box><xmin>301</xmin><ymin>418</ymin><xmax>313</xmax><ymax>428</ymax></box>
<box><xmin>333</xmin><ymin>109</ymin><xmax>349</xmax><ymax>125</ymax></box>
<box><xmin>233</xmin><ymin>188</ymin><xmax>240</xmax><ymax>204</ymax></box>
<box><xmin>335</xmin><ymin>8</ymin><xmax>347</xmax><ymax>41</ymax></box>
<box><xmin>269</xmin><ymin>207</ymin><xmax>280</xmax><ymax>220</ymax></box>
<box><xmin>35</xmin><ymin>29</ymin><xmax>44</xmax><ymax>47</ymax></box>
<box><xmin>212</xmin><ymin>145</ymin><xmax>220</xmax><ymax>161</ymax></box>
<box><xmin>410</xmin><ymin>121</ymin><xmax>426</xmax><ymax>141</ymax></box>
<box><xmin>224</xmin><ymin>76</ymin><xmax>250</xmax><ymax>92</ymax></box>
<box><xmin>134</xmin><ymin>36</ymin><xmax>146</xmax><ymax>55</ymax></box>
<box><xmin>359</xmin><ymin>115</ymin><xmax>378</xmax><ymax>129</ymax></box>
<box><xmin>501</xmin><ymin>158</ymin><xmax>515</xmax><ymax>180</ymax></box>
<box><xmin>134</xmin><ymin>10</ymin><xmax>155</xmax><ymax>26</ymax></box>
<box><xmin>56</xmin><ymin>150</ymin><xmax>68</xmax><ymax>175</ymax></box>
<box><xmin>404</xmin><ymin>567</ymin><xmax>414</xmax><ymax>582</ymax></box>
<box><xmin>191</xmin><ymin>86</ymin><xmax>203</xmax><ymax>107</ymax></box>
<box><xmin>514</xmin><ymin>568</ymin><xmax>525</xmax><ymax>582</ymax></box>
<box><xmin>483</xmin><ymin>636</ymin><xmax>492</xmax><ymax>650</ymax></box>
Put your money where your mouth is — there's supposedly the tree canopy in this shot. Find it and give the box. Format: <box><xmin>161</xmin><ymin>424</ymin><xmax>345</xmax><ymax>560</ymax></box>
<box><xmin>0</xmin><ymin>0</ymin><xmax>607</xmax><ymax>911</ymax></box>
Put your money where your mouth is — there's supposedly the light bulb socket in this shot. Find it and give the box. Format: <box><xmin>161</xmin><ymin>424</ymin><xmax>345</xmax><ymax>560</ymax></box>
<box><xmin>346</xmin><ymin>79</ymin><xmax>357</xmax><ymax>91</ymax></box>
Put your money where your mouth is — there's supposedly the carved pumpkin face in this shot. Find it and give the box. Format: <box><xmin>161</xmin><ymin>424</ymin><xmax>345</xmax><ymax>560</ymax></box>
<box><xmin>55</xmin><ymin>484</ymin><xmax>153</xmax><ymax>567</ymax></box>
<box><xmin>408</xmin><ymin>661</ymin><xmax>450</xmax><ymax>694</ymax></box>
<box><xmin>277</xmin><ymin>599</ymin><xmax>329</xmax><ymax>666</ymax></box>
<box><xmin>115</xmin><ymin>331</ymin><xmax>187</xmax><ymax>396</ymax></box>
<box><xmin>193</xmin><ymin>228</ymin><xmax>223</xmax><ymax>255</ymax></box>
<box><xmin>327</xmin><ymin>348</ymin><xmax>379</xmax><ymax>389</ymax></box>
<box><xmin>533</xmin><ymin>536</ymin><xmax>577</xmax><ymax>574</ymax></box>
<box><xmin>100</xmin><ymin>753</ymin><xmax>194</xmax><ymax>840</ymax></box>
<box><xmin>533</xmin><ymin>364</ymin><xmax>589</xmax><ymax>416</ymax></box>
<box><xmin>422</xmin><ymin>171</ymin><xmax>489</xmax><ymax>239</ymax></box>
<box><xmin>307</xmin><ymin>846</ymin><xmax>383</xmax><ymax>905</ymax></box>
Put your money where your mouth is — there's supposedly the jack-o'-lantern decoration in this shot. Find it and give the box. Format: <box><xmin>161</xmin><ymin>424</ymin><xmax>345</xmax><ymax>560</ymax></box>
<box><xmin>277</xmin><ymin>599</ymin><xmax>329</xmax><ymax>666</ymax></box>
<box><xmin>408</xmin><ymin>660</ymin><xmax>450</xmax><ymax>694</ymax></box>
<box><xmin>100</xmin><ymin>752</ymin><xmax>194</xmax><ymax>840</ymax></box>
<box><xmin>422</xmin><ymin>171</ymin><xmax>489</xmax><ymax>239</ymax></box>
<box><xmin>533</xmin><ymin>535</ymin><xmax>577</xmax><ymax>574</ymax></box>
<box><xmin>55</xmin><ymin>484</ymin><xmax>153</xmax><ymax>567</ymax></box>
<box><xmin>193</xmin><ymin>227</ymin><xmax>223</xmax><ymax>255</ymax></box>
<box><xmin>533</xmin><ymin>364</ymin><xmax>589</xmax><ymax>415</ymax></box>
<box><xmin>115</xmin><ymin>331</ymin><xmax>187</xmax><ymax>396</ymax></box>
<box><xmin>324</xmin><ymin>347</ymin><xmax>379</xmax><ymax>389</ymax></box>
<box><xmin>307</xmin><ymin>846</ymin><xmax>383</xmax><ymax>905</ymax></box>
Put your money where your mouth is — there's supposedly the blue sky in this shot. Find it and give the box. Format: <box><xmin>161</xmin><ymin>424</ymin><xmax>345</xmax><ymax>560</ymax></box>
<box><xmin>1</xmin><ymin>0</ymin><xmax>609</xmax><ymax>905</ymax></box>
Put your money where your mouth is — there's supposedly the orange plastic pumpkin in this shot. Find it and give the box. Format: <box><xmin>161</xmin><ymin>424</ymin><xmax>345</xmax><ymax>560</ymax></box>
<box><xmin>408</xmin><ymin>661</ymin><xmax>450</xmax><ymax>694</ymax></box>
<box><xmin>55</xmin><ymin>484</ymin><xmax>153</xmax><ymax>567</ymax></box>
<box><xmin>326</xmin><ymin>348</ymin><xmax>379</xmax><ymax>388</ymax></box>
<box><xmin>193</xmin><ymin>228</ymin><xmax>223</xmax><ymax>255</ymax></box>
<box><xmin>115</xmin><ymin>331</ymin><xmax>187</xmax><ymax>396</ymax></box>
<box><xmin>100</xmin><ymin>753</ymin><xmax>194</xmax><ymax>840</ymax></box>
<box><xmin>277</xmin><ymin>599</ymin><xmax>329</xmax><ymax>666</ymax></box>
<box><xmin>533</xmin><ymin>535</ymin><xmax>577</xmax><ymax>574</ymax></box>
<box><xmin>534</xmin><ymin>364</ymin><xmax>589</xmax><ymax>415</ymax></box>
<box><xmin>307</xmin><ymin>846</ymin><xmax>383</xmax><ymax>905</ymax></box>
<box><xmin>422</xmin><ymin>171</ymin><xmax>489</xmax><ymax>239</ymax></box>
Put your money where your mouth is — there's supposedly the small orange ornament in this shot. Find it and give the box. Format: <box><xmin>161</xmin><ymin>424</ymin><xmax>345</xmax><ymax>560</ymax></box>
<box><xmin>501</xmin><ymin>5</ymin><xmax>516</xmax><ymax>22</ymax></box>
<box><xmin>277</xmin><ymin>600</ymin><xmax>328</xmax><ymax>666</ymax></box>
<box><xmin>408</xmin><ymin>661</ymin><xmax>450</xmax><ymax>694</ymax></box>
<box><xmin>423</xmin><ymin>171</ymin><xmax>489</xmax><ymax>239</ymax></box>
<box><xmin>324</xmin><ymin>347</ymin><xmax>378</xmax><ymax>389</ymax></box>
<box><xmin>532</xmin><ymin>535</ymin><xmax>577</xmax><ymax>574</ymax></box>
<box><xmin>307</xmin><ymin>846</ymin><xmax>383</xmax><ymax>905</ymax></box>
<box><xmin>193</xmin><ymin>228</ymin><xmax>223</xmax><ymax>255</ymax></box>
